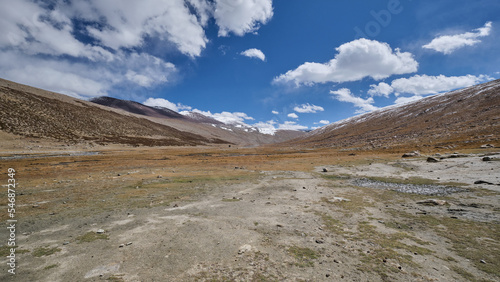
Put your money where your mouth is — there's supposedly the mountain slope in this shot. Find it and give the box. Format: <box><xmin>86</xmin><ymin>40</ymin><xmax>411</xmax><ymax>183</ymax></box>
<box><xmin>288</xmin><ymin>79</ymin><xmax>500</xmax><ymax>150</ymax></box>
<box><xmin>0</xmin><ymin>79</ymin><xmax>226</xmax><ymax>146</ymax></box>
<box><xmin>90</xmin><ymin>96</ymin><xmax>186</xmax><ymax>120</ymax></box>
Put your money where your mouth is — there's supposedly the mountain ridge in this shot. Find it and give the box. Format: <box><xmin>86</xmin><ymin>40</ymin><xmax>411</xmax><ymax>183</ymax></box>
<box><xmin>285</xmin><ymin>79</ymin><xmax>500</xmax><ymax>151</ymax></box>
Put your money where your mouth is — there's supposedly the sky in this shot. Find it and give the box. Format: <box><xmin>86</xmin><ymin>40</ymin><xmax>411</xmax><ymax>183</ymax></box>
<box><xmin>0</xmin><ymin>0</ymin><xmax>499</xmax><ymax>133</ymax></box>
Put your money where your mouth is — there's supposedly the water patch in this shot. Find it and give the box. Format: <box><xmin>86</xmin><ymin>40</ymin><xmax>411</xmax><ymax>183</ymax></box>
<box><xmin>352</xmin><ymin>178</ymin><xmax>466</xmax><ymax>196</ymax></box>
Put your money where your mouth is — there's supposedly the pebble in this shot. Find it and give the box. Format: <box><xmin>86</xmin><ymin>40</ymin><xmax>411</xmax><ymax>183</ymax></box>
<box><xmin>322</xmin><ymin>168</ymin><xmax>328</xmax><ymax>172</ymax></box>
<box><xmin>96</xmin><ymin>229</ymin><xmax>105</xmax><ymax>234</ymax></box>
<box><xmin>316</xmin><ymin>239</ymin><xmax>324</xmax><ymax>244</ymax></box>
<box><xmin>119</xmin><ymin>244</ymin><xmax>125</xmax><ymax>248</ymax></box>
<box><xmin>126</xmin><ymin>242</ymin><xmax>133</xmax><ymax>246</ymax></box>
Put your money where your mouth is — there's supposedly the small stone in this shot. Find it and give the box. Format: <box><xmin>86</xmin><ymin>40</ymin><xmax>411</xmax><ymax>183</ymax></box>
<box><xmin>480</xmin><ymin>259</ymin><xmax>487</xmax><ymax>264</ymax></box>
<box><xmin>238</xmin><ymin>244</ymin><xmax>252</xmax><ymax>254</ymax></box>
<box><xmin>119</xmin><ymin>244</ymin><xmax>125</xmax><ymax>248</ymax></box>
<box><xmin>63</xmin><ymin>242</ymin><xmax>70</xmax><ymax>245</ymax></box>
<box><xmin>126</xmin><ymin>242</ymin><xmax>132</xmax><ymax>246</ymax></box>
<box><xmin>417</xmin><ymin>199</ymin><xmax>448</xmax><ymax>206</ymax></box>
<box><xmin>96</xmin><ymin>229</ymin><xmax>105</xmax><ymax>234</ymax></box>
<box><xmin>316</xmin><ymin>239</ymin><xmax>324</xmax><ymax>244</ymax></box>
<box><xmin>322</xmin><ymin>168</ymin><xmax>328</xmax><ymax>172</ymax></box>
<box><xmin>157</xmin><ymin>175</ymin><xmax>163</xmax><ymax>178</ymax></box>
<box><xmin>482</xmin><ymin>157</ymin><xmax>493</xmax><ymax>161</ymax></box>
<box><xmin>326</xmin><ymin>274</ymin><xmax>330</xmax><ymax>277</ymax></box>
<box><xmin>427</xmin><ymin>157</ymin><xmax>440</xmax><ymax>163</ymax></box>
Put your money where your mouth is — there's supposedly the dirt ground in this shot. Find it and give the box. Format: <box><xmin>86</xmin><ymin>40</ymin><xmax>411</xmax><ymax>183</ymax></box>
<box><xmin>0</xmin><ymin>139</ymin><xmax>499</xmax><ymax>281</ymax></box>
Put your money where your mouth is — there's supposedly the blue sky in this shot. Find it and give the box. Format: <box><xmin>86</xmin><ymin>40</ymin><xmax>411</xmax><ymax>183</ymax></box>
<box><xmin>0</xmin><ymin>0</ymin><xmax>499</xmax><ymax>133</ymax></box>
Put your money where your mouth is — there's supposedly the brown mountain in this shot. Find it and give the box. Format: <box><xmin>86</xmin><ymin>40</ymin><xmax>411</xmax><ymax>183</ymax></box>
<box><xmin>0</xmin><ymin>78</ymin><xmax>226</xmax><ymax>146</ymax></box>
<box><xmin>90</xmin><ymin>96</ymin><xmax>186</xmax><ymax>120</ymax></box>
<box><xmin>286</xmin><ymin>79</ymin><xmax>500</xmax><ymax>151</ymax></box>
<box><xmin>0</xmin><ymin>79</ymin><xmax>305</xmax><ymax>146</ymax></box>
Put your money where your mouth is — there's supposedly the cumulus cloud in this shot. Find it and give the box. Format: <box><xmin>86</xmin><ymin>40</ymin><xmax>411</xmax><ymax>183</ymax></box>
<box><xmin>319</xmin><ymin>120</ymin><xmax>330</xmax><ymax>125</ymax></box>
<box><xmin>0</xmin><ymin>49</ymin><xmax>176</xmax><ymax>98</ymax></box>
<box><xmin>0</xmin><ymin>0</ymin><xmax>275</xmax><ymax>98</ymax></box>
<box><xmin>274</xmin><ymin>39</ymin><xmax>418</xmax><ymax>86</ymax></box>
<box><xmin>241</xmin><ymin>48</ymin><xmax>266</xmax><ymax>61</ymax></box>
<box><xmin>143</xmin><ymin>98</ymin><xmax>192</xmax><ymax>112</ymax></box>
<box><xmin>423</xmin><ymin>22</ymin><xmax>493</xmax><ymax>54</ymax></box>
<box><xmin>272</xmin><ymin>110</ymin><xmax>279</xmax><ymax>115</ymax></box>
<box><xmin>214</xmin><ymin>0</ymin><xmax>273</xmax><ymax>37</ymax></box>
<box><xmin>394</xmin><ymin>95</ymin><xmax>424</xmax><ymax>105</ymax></box>
<box><xmin>293</xmin><ymin>103</ymin><xmax>324</xmax><ymax>113</ymax></box>
<box><xmin>330</xmin><ymin>88</ymin><xmax>378</xmax><ymax>114</ymax></box>
<box><xmin>368</xmin><ymin>82</ymin><xmax>394</xmax><ymax>97</ymax></box>
<box><xmin>390</xmin><ymin>74</ymin><xmax>490</xmax><ymax>95</ymax></box>
<box><xmin>183</xmin><ymin>109</ymin><xmax>255</xmax><ymax>125</ymax></box>
<box><xmin>253</xmin><ymin>120</ymin><xmax>308</xmax><ymax>134</ymax></box>
<box><xmin>287</xmin><ymin>113</ymin><xmax>299</xmax><ymax>119</ymax></box>
<box><xmin>278</xmin><ymin>121</ymin><xmax>308</xmax><ymax>131</ymax></box>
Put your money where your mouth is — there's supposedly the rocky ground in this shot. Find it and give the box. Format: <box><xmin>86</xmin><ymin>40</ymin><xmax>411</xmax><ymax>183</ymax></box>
<box><xmin>0</xmin><ymin>142</ymin><xmax>499</xmax><ymax>281</ymax></box>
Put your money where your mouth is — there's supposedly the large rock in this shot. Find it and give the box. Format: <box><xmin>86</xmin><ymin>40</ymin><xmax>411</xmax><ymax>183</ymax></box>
<box><xmin>402</xmin><ymin>151</ymin><xmax>420</xmax><ymax>158</ymax></box>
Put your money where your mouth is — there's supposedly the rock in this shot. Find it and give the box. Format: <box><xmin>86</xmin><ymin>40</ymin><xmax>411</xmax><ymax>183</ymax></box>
<box><xmin>427</xmin><ymin>157</ymin><xmax>440</xmax><ymax>163</ymax></box>
<box><xmin>315</xmin><ymin>239</ymin><xmax>325</xmax><ymax>244</ymax></box>
<box><xmin>119</xmin><ymin>244</ymin><xmax>125</xmax><ymax>248</ymax></box>
<box><xmin>331</xmin><ymin>197</ymin><xmax>350</xmax><ymax>202</ymax></box>
<box><xmin>480</xmin><ymin>259</ymin><xmax>487</xmax><ymax>264</ymax></box>
<box><xmin>482</xmin><ymin>156</ymin><xmax>493</xmax><ymax>161</ymax></box>
<box><xmin>96</xmin><ymin>229</ymin><xmax>105</xmax><ymax>234</ymax></box>
<box><xmin>417</xmin><ymin>199</ymin><xmax>448</xmax><ymax>206</ymax></box>
<box><xmin>126</xmin><ymin>242</ymin><xmax>132</xmax><ymax>246</ymax></box>
<box><xmin>157</xmin><ymin>175</ymin><xmax>162</xmax><ymax>178</ymax></box>
<box><xmin>322</xmin><ymin>168</ymin><xmax>328</xmax><ymax>172</ymax></box>
<box><xmin>238</xmin><ymin>244</ymin><xmax>252</xmax><ymax>254</ymax></box>
<box><xmin>474</xmin><ymin>180</ymin><xmax>495</xmax><ymax>185</ymax></box>
<box><xmin>402</xmin><ymin>151</ymin><xmax>420</xmax><ymax>158</ymax></box>
<box><xmin>63</xmin><ymin>242</ymin><xmax>70</xmax><ymax>245</ymax></box>
<box><xmin>481</xmin><ymin>144</ymin><xmax>495</xmax><ymax>148</ymax></box>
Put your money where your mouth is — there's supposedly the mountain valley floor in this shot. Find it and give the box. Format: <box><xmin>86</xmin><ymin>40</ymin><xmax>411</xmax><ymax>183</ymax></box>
<box><xmin>0</xmin><ymin>138</ymin><xmax>499</xmax><ymax>281</ymax></box>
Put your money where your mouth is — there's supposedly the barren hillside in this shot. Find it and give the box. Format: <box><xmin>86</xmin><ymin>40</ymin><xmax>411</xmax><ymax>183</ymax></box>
<box><xmin>288</xmin><ymin>79</ymin><xmax>500</xmax><ymax>151</ymax></box>
<box><xmin>0</xmin><ymin>79</ymin><xmax>225</xmax><ymax>146</ymax></box>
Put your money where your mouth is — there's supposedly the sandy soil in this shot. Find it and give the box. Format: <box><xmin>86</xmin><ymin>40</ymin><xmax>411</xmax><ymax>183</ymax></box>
<box><xmin>0</xmin><ymin>145</ymin><xmax>499</xmax><ymax>281</ymax></box>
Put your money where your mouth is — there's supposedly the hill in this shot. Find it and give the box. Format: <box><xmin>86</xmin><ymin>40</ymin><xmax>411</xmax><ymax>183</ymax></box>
<box><xmin>0</xmin><ymin>78</ymin><xmax>225</xmax><ymax>146</ymax></box>
<box><xmin>287</xmin><ymin>79</ymin><xmax>500</xmax><ymax>151</ymax></box>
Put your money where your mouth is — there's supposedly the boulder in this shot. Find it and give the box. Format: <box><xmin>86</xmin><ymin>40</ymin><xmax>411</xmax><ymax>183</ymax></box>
<box><xmin>417</xmin><ymin>199</ymin><xmax>448</xmax><ymax>206</ymax></box>
<box><xmin>427</xmin><ymin>157</ymin><xmax>440</xmax><ymax>163</ymax></box>
<box><xmin>402</xmin><ymin>151</ymin><xmax>420</xmax><ymax>158</ymax></box>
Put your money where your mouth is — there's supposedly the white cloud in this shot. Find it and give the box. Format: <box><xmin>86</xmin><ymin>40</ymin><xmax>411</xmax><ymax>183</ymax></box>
<box><xmin>368</xmin><ymin>82</ymin><xmax>394</xmax><ymax>97</ymax></box>
<box><xmin>390</xmin><ymin>74</ymin><xmax>490</xmax><ymax>95</ymax></box>
<box><xmin>78</xmin><ymin>0</ymin><xmax>209</xmax><ymax>57</ymax></box>
<box><xmin>423</xmin><ymin>22</ymin><xmax>493</xmax><ymax>54</ymax></box>
<box><xmin>278</xmin><ymin>121</ymin><xmax>308</xmax><ymax>131</ymax></box>
<box><xmin>319</xmin><ymin>120</ymin><xmax>330</xmax><ymax>125</ymax></box>
<box><xmin>394</xmin><ymin>95</ymin><xmax>424</xmax><ymax>105</ymax></box>
<box><xmin>214</xmin><ymin>0</ymin><xmax>273</xmax><ymax>37</ymax></box>
<box><xmin>253</xmin><ymin>120</ymin><xmax>277</xmax><ymax>135</ymax></box>
<box><xmin>287</xmin><ymin>113</ymin><xmax>299</xmax><ymax>119</ymax></box>
<box><xmin>293</xmin><ymin>103</ymin><xmax>324</xmax><ymax>113</ymax></box>
<box><xmin>0</xmin><ymin>49</ymin><xmax>177</xmax><ymax>98</ymax></box>
<box><xmin>0</xmin><ymin>0</ymin><xmax>275</xmax><ymax>98</ymax></box>
<box><xmin>272</xmin><ymin>110</ymin><xmax>279</xmax><ymax>115</ymax></box>
<box><xmin>274</xmin><ymin>39</ymin><xmax>418</xmax><ymax>86</ymax></box>
<box><xmin>241</xmin><ymin>48</ymin><xmax>266</xmax><ymax>61</ymax></box>
<box><xmin>184</xmin><ymin>109</ymin><xmax>254</xmax><ymax>125</ymax></box>
<box><xmin>330</xmin><ymin>88</ymin><xmax>378</xmax><ymax>114</ymax></box>
<box><xmin>253</xmin><ymin>120</ymin><xmax>308</xmax><ymax>134</ymax></box>
<box><xmin>143</xmin><ymin>98</ymin><xmax>192</xmax><ymax>112</ymax></box>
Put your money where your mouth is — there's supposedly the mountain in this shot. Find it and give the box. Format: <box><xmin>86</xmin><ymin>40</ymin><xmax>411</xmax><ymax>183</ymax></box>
<box><xmin>286</xmin><ymin>79</ymin><xmax>500</xmax><ymax>151</ymax></box>
<box><xmin>90</xmin><ymin>96</ymin><xmax>186</xmax><ymax>120</ymax></box>
<box><xmin>0</xmin><ymin>78</ymin><xmax>226</xmax><ymax>146</ymax></box>
<box><xmin>0</xmin><ymin>79</ymin><xmax>305</xmax><ymax>146</ymax></box>
<box><xmin>88</xmin><ymin>95</ymin><xmax>306</xmax><ymax>145</ymax></box>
